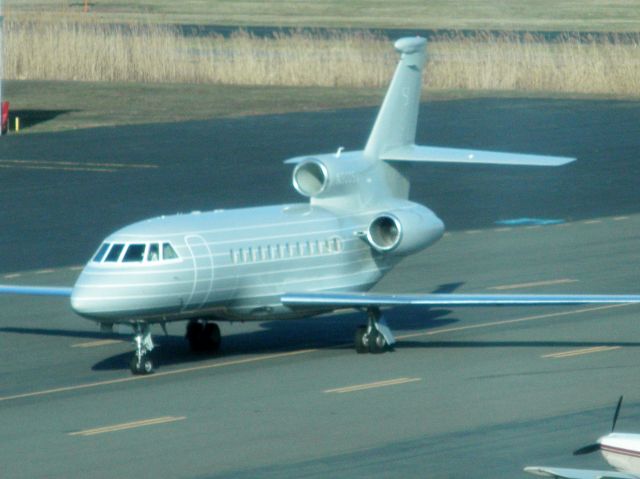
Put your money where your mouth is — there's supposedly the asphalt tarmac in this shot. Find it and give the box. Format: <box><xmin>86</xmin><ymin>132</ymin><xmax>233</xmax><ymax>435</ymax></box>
<box><xmin>1</xmin><ymin>98</ymin><xmax>640</xmax><ymax>273</ymax></box>
<box><xmin>1</xmin><ymin>98</ymin><xmax>640</xmax><ymax>478</ymax></box>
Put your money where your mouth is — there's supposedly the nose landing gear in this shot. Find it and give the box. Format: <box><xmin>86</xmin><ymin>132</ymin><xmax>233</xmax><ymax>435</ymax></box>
<box><xmin>130</xmin><ymin>322</ymin><xmax>155</xmax><ymax>374</ymax></box>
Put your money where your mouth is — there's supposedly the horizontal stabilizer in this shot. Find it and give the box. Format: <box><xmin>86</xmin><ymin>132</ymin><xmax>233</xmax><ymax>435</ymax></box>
<box><xmin>0</xmin><ymin>285</ymin><xmax>73</xmax><ymax>297</ymax></box>
<box><xmin>524</xmin><ymin>466</ymin><xmax>636</xmax><ymax>479</ymax></box>
<box><xmin>381</xmin><ymin>145</ymin><xmax>575</xmax><ymax>166</ymax></box>
<box><xmin>281</xmin><ymin>292</ymin><xmax>640</xmax><ymax>309</ymax></box>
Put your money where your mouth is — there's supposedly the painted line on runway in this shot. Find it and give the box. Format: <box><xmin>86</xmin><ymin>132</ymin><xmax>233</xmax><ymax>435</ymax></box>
<box><xmin>0</xmin><ymin>159</ymin><xmax>158</xmax><ymax>173</ymax></box>
<box><xmin>71</xmin><ymin>339</ymin><xmax>125</xmax><ymax>348</ymax></box>
<box><xmin>1</xmin><ymin>305</ymin><xmax>634</xmax><ymax>403</ymax></box>
<box><xmin>613</xmin><ymin>216</ymin><xmax>629</xmax><ymax>221</ymax></box>
<box><xmin>583</xmin><ymin>220</ymin><xmax>602</xmax><ymax>224</ymax></box>
<box><xmin>2</xmin><ymin>273</ymin><xmax>21</xmax><ymax>279</ymax></box>
<box><xmin>488</xmin><ymin>278</ymin><xmax>578</xmax><ymax>291</ymax></box>
<box><xmin>396</xmin><ymin>304</ymin><xmax>632</xmax><ymax>341</ymax></box>
<box><xmin>69</xmin><ymin>416</ymin><xmax>185</xmax><ymax>436</ymax></box>
<box><xmin>35</xmin><ymin>269</ymin><xmax>55</xmax><ymax>275</ymax></box>
<box><xmin>542</xmin><ymin>346</ymin><xmax>621</xmax><ymax>359</ymax></box>
<box><xmin>0</xmin><ymin>349</ymin><xmax>316</xmax><ymax>402</ymax></box>
<box><xmin>324</xmin><ymin>377</ymin><xmax>421</xmax><ymax>394</ymax></box>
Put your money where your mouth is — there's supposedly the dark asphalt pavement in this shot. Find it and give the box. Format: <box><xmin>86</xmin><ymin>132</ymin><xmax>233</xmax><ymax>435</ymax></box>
<box><xmin>1</xmin><ymin>98</ymin><xmax>639</xmax><ymax>273</ymax></box>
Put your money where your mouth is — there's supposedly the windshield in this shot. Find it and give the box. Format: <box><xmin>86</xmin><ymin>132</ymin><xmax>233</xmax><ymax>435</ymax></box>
<box><xmin>93</xmin><ymin>241</ymin><xmax>179</xmax><ymax>264</ymax></box>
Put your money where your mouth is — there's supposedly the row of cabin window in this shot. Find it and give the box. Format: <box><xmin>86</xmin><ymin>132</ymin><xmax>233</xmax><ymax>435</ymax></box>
<box><xmin>230</xmin><ymin>237</ymin><xmax>342</xmax><ymax>264</ymax></box>
<box><xmin>93</xmin><ymin>242</ymin><xmax>179</xmax><ymax>263</ymax></box>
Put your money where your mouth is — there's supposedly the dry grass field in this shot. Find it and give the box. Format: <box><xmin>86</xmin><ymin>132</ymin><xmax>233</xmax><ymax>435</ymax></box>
<box><xmin>6</xmin><ymin>0</ymin><xmax>640</xmax><ymax>31</ymax></box>
<box><xmin>5</xmin><ymin>15</ymin><xmax>640</xmax><ymax>97</ymax></box>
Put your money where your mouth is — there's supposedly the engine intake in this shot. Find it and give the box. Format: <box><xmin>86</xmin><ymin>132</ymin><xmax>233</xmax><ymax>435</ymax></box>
<box><xmin>367</xmin><ymin>215</ymin><xmax>402</xmax><ymax>252</ymax></box>
<box><xmin>292</xmin><ymin>159</ymin><xmax>328</xmax><ymax>197</ymax></box>
<box><xmin>366</xmin><ymin>205</ymin><xmax>444</xmax><ymax>255</ymax></box>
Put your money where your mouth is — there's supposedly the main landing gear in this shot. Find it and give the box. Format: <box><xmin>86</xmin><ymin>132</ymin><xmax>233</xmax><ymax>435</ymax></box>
<box><xmin>130</xmin><ymin>322</ymin><xmax>155</xmax><ymax>375</ymax></box>
<box><xmin>186</xmin><ymin>320</ymin><xmax>221</xmax><ymax>353</ymax></box>
<box><xmin>354</xmin><ymin>307</ymin><xmax>396</xmax><ymax>354</ymax></box>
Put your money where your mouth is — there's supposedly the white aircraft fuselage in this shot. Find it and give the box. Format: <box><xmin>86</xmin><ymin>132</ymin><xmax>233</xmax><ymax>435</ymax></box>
<box><xmin>600</xmin><ymin>433</ymin><xmax>640</xmax><ymax>476</ymax></box>
<box><xmin>71</xmin><ymin>196</ymin><xmax>444</xmax><ymax>323</ymax></box>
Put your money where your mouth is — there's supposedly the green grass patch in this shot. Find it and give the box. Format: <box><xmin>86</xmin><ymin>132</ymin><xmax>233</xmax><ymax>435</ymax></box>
<box><xmin>3</xmin><ymin>80</ymin><xmax>388</xmax><ymax>133</ymax></box>
<box><xmin>5</xmin><ymin>80</ymin><xmax>628</xmax><ymax>135</ymax></box>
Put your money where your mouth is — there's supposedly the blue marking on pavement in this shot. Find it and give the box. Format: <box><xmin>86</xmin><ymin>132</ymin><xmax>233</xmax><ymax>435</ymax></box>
<box><xmin>495</xmin><ymin>218</ymin><xmax>565</xmax><ymax>226</ymax></box>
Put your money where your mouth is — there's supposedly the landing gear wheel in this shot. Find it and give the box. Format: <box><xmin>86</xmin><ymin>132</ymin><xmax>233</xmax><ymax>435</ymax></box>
<box><xmin>130</xmin><ymin>354</ymin><xmax>154</xmax><ymax>375</ymax></box>
<box><xmin>186</xmin><ymin>321</ymin><xmax>204</xmax><ymax>351</ymax></box>
<box><xmin>368</xmin><ymin>330</ymin><xmax>387</xmax><ymax>354</ymax></box>
<box><xmin>203</xmin><ymin>323</ymin><xmax>221</xmax><ymax>352</ymax></box>
<box><xmin>355</xmin><ymin>326</ymin><xmax>369</xmax><ymax>354</ymax></box>
<box><xmin>130</xmin><ymin>322</ymin><xmax>155</xmax><ymax>375</ymax></box>
<box><xmin>187</xmin><ymin>320</ymin><xmax>221</xmax><ymax>353</ymax></box>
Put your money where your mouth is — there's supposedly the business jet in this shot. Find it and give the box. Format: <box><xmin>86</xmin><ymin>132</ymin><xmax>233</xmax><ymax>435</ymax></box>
<box><xmin>525</xmin><ymin>397</ymin><xmax>640</xmax><ymax>479</ymax></box>
<box><xmin>2</xmin><ymin>36</ymin><xmax>640</xmax><ymax>375</ymax></box>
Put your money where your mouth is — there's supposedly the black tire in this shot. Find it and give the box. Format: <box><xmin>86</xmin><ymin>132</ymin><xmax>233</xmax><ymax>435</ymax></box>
<box><xmin>130</xmin><ymin>354</ymin><xmax>154</xmax><ymax>375</ymax></box>
<box><xmin>203</xmin><ymin>323</ymin><xmax>221</xmax><ymax>352</ymax></box>
<box><xmin>186</xmin><ymin>321</ymin><xmax>205</xmax><ymax>351</ymax></box>
<box><xmin>355</xmin><ymin>326</ymin><xmax>369</xmax><ymax>354</ymax></box>
<box><xmin>368</xmin><ymin>330</ymin><xmax>387</xmax><ymax>354</ymax></box>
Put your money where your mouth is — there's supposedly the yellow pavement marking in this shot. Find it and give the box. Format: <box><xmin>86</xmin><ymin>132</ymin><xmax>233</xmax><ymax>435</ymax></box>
<box><xmin>489</xmin><ymin>278</ymin><xmax>578</xmax><ymax>291</ymax></box>
<box><xmin>71</xmin><ymin>339</ymin><xmax>125</xmax><ymax>348</ymax></box>
<box><xmin>2</xmin><ymin>273</ymin><xmax>21</xmax><ymax>279</ymax></box>
<box><xmin>69</xmin><ymin>416</ymin><xmax>185</xmax><ymax>436</ymax></box>
<box><xmin>0</xmin><ymin>349</ymin><xmax>316</xmax><ymax>402</ymax></box>
<box><xmin>542</xmin><ymin>346</ymin><xmax>621</xmax><ymax>359</ymax></box>
<box><xmin>34</xmin><ymin>269</ymin><xmax>55</xmax><ymax>275</ymax></box>
<box><xmin>396</xmin><ymin>304</ymin><xmax>631</xmax><ymax>341</ymax></box>
<box><xmin>613</xmin><ymin>216</ymin><xmax>629</xmax><ymax>221</ymax></box>
<box><xmin>0</xmin><ymin>159</ymin><xmax>157</xmax><ymax>173</ymax></box>
<box><xmin>493</xmin><ymin>227</ymin><xmax>512</xmax><ymax>232</ymax></box>
<box><xmin>465</xmin><ymin>230</ymin><xmax>481</xmax><ymax>234</ymax></box>
<box><xmin>2</xmin><ymin>304</ymin><xmax>634</xmax><ymax>403</ymax></box>
<box><xmin>325</xmin><ymin>377</ymin><xmax>421</xmax><ymax>394</ymax></box>
<box><xmin>584</xmin><ymin>220</ymin><xmax>602</xmax><ymax>224</ymax></box>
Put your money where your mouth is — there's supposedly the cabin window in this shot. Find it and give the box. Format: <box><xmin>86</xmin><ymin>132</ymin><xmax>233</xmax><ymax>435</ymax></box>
<box><xmin>93</xmin><ymin>243</ymin><xmax>110</xmax><ymax>262</ymax></box>
<box><xmin>105</xmin><ymin>244</ymin><xmax>125</xmax><ymax>262</ymax></box>
<box><xmin>162</xmin><ymin>243</ymin><xmax>178</xmax><ymax>260</ymax></box>
<box><xmin>147</xmin><ymin>243</ymin><xmax>160</xmax><ymax>262</ymax></box>
<box><xmin>123</xmin><ymin>244</ymin><xmax>146</xmax><ymax>262</ymax></box>
<box><xmin>332</xmin><ymin>237</ymin><xmax>342</xmax><ymax>253</ymax></box>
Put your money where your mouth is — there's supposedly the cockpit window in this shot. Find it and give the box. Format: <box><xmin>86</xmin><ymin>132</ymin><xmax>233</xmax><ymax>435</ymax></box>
<box><xmin>147</xmin><ymin>243</ymin><xmax>160</xmax><ymax>262</ymax></box>
<box><xmin>123</xmin><ymin>244</ymin><xmax>146</xmax><ymax>262</ymax></box>
<box><xmin>162</xmin><ymin>243</ymin><xmax>178</xmax><ymax>260</ymax></box>
<box><xmin>104</xmin><ymin>243</ymin><xmax>125</xmax><ymax>262</ymax></box>
<box><xmin>92</xmin><ymin>243</ymin><xmax>110</xmax><ymax>262</ymax></box>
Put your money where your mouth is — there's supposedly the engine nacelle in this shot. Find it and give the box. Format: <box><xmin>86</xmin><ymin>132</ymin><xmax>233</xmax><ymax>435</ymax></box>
<box><xmin>292</xmin><ymin>154</ymin><xmax>373</xmax><ymax>199</ymax></box>
<box><xmin>366</xmin><ymin>205</ymin><xmax>444</xmax><ymax>256</ymax></box>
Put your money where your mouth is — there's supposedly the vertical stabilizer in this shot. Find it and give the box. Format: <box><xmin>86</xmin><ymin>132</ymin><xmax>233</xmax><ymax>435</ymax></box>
<box><xmin>363</xmin><ymin>37</ymin><xmax>427</xmax><ymax>161</ymax></box>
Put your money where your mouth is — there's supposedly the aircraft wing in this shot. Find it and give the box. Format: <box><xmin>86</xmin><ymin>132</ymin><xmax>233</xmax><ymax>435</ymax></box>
<box><xmin>0</xmin><ymin>285</ymin><xmax>73</xmax><ymax>296</ymax></box>
<box><xmin>281</xmin><ymin>292</ymin><xmax>640</xmax><ymax>308</ymax></box>
<box><xmin>524</xmin><ymin>466</ymin><xmax>637</xmax><ymax>479</ymax></box>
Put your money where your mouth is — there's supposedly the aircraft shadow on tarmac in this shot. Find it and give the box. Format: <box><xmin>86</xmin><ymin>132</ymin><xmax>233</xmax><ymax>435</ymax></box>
<box><xmin>10</xmin><ymin>109</ymin><xmax>77</xmax><ymax>130</ymax></box>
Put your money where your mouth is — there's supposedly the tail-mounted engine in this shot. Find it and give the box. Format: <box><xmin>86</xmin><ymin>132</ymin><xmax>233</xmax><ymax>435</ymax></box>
<box><xmin>365</xmin><ymin>205</ymin><xmax>444</xmax><ymax>256</ymax></box>
<box><xmin>292</xmin><ymin>154</ymin><xmax>373</xmax><ymax>200</ymax></box>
